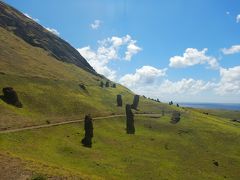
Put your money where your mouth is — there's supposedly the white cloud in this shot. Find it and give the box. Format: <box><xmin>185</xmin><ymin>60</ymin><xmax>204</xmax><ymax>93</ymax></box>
<box><xmin>119</xmin><ymin>66</ymin><xmax>167</xmax><ymax>87</ymax></box>
<box><xmin>46</xmin><ymin>27</ymin><xmax>60</xmax><ymax>36</ymax></box>
<box><xmin>119</xmin><ymin>70</ymin><xmax>215</xmax><ymax>101</ymax></box>
<box><xmin>90</xmin><ymin>20</ymin><xmax>102</xmax><ymax>30</ymax></box>
<box><xmin>215</xmin><ymin>66</ymin><xmax>240</xmax><ymax>95</ymax></box>
<box><xmin>125</xmin><ymin>40</ymin><xmax>142</xmax><ymax>61</ymax></box>
<box><xmin>24</xmin><ymin>13</ymin><xmax>39</xmax><ymax>22</ymax></box>
<box><xmin>236</xmin><ymin>14</ymin><xmax>240</xmax><ymax>23</ymax></box>
<box><xmin>221</xmin><ymin>45</ymin><xmax>240</xmax><ymax>55</ymax></box>
<box><xmin>158</xmin><ymin>79</ymin><xmax>215</xmax><ymax>95</ymax></box>
<box><xmin>78</xmin><ymin>46</ymin><xmax>117</xmax><ymax>80</ymax></box>
<box><xmin>169</xmin><ymin>48</ymin><xmax>219</xmax><ymax>69</ymax></box>
<box><xmin>226</xmin><ymin>11</ymin><xmax>230</xmax><ymax>15</ymax></box>
<box><xmin>77</xmin><ymin>35</ymin><xmax>141</xmax><ymax>80</ymax></box>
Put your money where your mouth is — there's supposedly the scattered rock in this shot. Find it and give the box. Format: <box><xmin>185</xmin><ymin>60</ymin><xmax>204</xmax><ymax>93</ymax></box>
<box><xmin>213</xmin><ymin>160</ymin><xmax>219</xmax><ymax>167</ymax></box>
<box><xmin>231</xmin><ymin>119</ymin><xmax>240</xmax><ymax>123</ymax></box>
<box><xmin>79</xmin><ymin>83</ymin><xmax>86</xmax><ymax>90</ymax></box>
<box><xmin>1</xmin><ymin>87</ymin><xmax>22</xmax><ymax>108</ymax></box>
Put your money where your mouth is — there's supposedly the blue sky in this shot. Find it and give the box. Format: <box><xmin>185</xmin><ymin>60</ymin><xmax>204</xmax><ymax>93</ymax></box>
<box><xmin>5</xmin><ymin>0</ymin><xmax>240</xmax><ymax>103</ymax></box>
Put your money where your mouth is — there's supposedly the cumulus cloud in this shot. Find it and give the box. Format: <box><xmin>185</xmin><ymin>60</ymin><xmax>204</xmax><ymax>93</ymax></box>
<box><xmin>24</xmin><ymin>13</ymin><xmax>39</xmax><ymax>22</ymax></box>
<box><xmin>78</xmin><ymin>46</ymin><xmax>117</xmax><ymax>80</ymax></box>
<box><xmin>119</xmin><ymin>66</ymin><xmax>167</xmax><ymax>88</ymax></box>
<box><xmin>158</xmin><ymin>79</ymin><xmax>215</xmax><ymax>95</ymax></box>
<box><xmin>236</xmin><ymin>14</ymin><xmax>240</xmax><ymax>23</ymax></box>
<box><xmin>221</xmin><ymin>45</ymin><xmax>240</xmax><ymax>55</ymax></box>
<box><xmin>90</xmin><ymin>20</ymin><xmax>102</xmax><ymax>30</ymax></box>
<box><xmin>45</xmin><ymin>27</ymin><xmax>60</xmax><ymax>36</ymax></box>
<box><xmin>77</xmin><ymin>35</ymin><xmax>141</xmax><ymax>80</ymax></box>
<box><xmin>169</xmin><ymin>48</ymin><xmax>219</xmax><ymax>69</ymax></box>
<box><xmin>215</xmin><ymin>66</ymin><xmax>240</xmax><ymax>95</ymax></box>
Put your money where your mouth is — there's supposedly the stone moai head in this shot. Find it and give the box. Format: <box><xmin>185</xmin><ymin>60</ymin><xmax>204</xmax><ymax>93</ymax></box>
<box><xmin>117</xmin><ymin>94</ymin><xmax>122</xmax><ymax>107</ymax></box>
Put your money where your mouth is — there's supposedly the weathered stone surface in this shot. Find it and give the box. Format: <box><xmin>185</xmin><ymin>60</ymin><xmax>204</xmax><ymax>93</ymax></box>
<box><xmin>170</xmin><ymin>111</ymin><xmax>181</xmax><ymax>124</ymax></box>
<box><xmin>117</xmin><ymin>95</ymin><xmax>122</xmax><ymax>107</ymax></box>
<box><xmin>81</xmin><ymin>114</ymin><xmax>93</xmax><ymax>148</ymax></box>
<box><xmin>131</xmin><ymin>95</ymin><xmax>139</xmax><ymax>110</ymax></box>
<box><xmin>2</xmin><ymin>87</ymin><xmax>22</xmax><ymax>108</ymax></box>
<box><xmin>126</xmin><ymin>104</ymin><xmax>135</xmax><ymax>134</ymax></box>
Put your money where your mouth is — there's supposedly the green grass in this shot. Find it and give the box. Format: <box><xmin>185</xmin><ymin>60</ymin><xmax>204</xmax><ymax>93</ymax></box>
<box><xmin>0</xmin><ymin>114</ymin><xmax>239</xmax><ymax>179</ymax></box>
<box><xmin>0</xmin><ymin>27</ymin><xmax>175</xmax><ymax>129</ymax></box>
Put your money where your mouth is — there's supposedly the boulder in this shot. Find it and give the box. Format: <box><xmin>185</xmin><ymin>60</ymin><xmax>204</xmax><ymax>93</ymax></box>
<box><xmin>79</xmin><ymin>83</ymin><xmax>86</xmax><ymax>90</ymax></box>
<box><xmin>2</xmin><ymin>87</ymin><xmax>22</xmax><ymax>108</ymax></box>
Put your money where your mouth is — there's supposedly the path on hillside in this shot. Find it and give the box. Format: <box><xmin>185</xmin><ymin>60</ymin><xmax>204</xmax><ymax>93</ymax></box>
<box><xmin>0</xmin><ymin>114</ymin><xmax>162</xmax><ymax>134</ymax></box>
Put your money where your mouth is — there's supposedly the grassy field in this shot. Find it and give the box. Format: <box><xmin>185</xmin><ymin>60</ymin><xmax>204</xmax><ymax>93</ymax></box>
<box><xmin>0</xmin><ymin>27</ymin><xmax>175</xmax><ymax>130</ymax></box>
<box><xmin>1</xmin><ymin>22</ymin><xmax>240</xmax><ymax>180</ymax></box>
<box><xmin>0</xmin><ymin>113</ymin><xmax>239</xmax><ymax>179</ymax></box>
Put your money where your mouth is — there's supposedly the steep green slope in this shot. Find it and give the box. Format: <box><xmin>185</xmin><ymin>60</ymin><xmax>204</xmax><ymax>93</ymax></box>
<box><xmin>0</xmin><ymin>114</ymin><xmax>239</xmax><ymax>179</ymax></box>
<box><xmin>0</xmin><ymin>27</ymin><xmax>173</xmax><ymax>130</ymax></box>
<box><xmin>0</xmin><ymin>1</ymin><xmax>96</xmax><ymax>74</ymax></box>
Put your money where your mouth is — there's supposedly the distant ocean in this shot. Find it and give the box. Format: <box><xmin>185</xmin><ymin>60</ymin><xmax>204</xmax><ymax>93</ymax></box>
<box><xmin>178</xmin><ymin>103</ymin><xmax>240</xmax><ymax>111</ymax></box>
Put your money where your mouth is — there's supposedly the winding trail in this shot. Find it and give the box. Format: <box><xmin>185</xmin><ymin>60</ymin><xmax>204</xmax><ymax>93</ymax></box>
<box><xmin>0</xmin><ymin>114</ymin><xmax>162</xmax><ymax>134</ymax></box>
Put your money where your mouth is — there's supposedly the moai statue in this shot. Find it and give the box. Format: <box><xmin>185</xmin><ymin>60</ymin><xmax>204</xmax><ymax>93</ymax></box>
<box><xmin>81</xmin><ymin>114</ymin><xmax>94</xmax><ymax>148</ymax></box>
<box><xmin>176</xmin><ymin>103</ymin><xmax>180</xmax><ymax>107</ymax></box>
<box><xmin>131</xmin><ymin>95</ymin><xmax>140</xmax><ymax>110</ymax></box>
<box><xmin>100</xmin><ymin>81</ymin><xmax>104</xmax><ymax>88</ymax></box>
<box><xmin>170</xmin><ymin>111</ymin><xmax>181</xmax><ymax>124</ymax></box>
<box><xmin>2</xmin><ymin>87</ymin><xmax>22</xmax><ymax>108</ymax></box>
<box><xmin>126</xmin><ymin>104</ymin><xmax>135</xmax><ymax>134</ymax></box>
<box><xmin>105</xmin><ymin>81</ymin><xmax>110</xmax><ymax>87</ymax></box>
<box><xmin>117</xmin><ymin>94</ymin><xmax>122</xmax><ymax>107</ymax></box>
<box><xmin>112</xmin><ymin>83</ymin><xmax>116</xmax><ymax>88</ymax></box>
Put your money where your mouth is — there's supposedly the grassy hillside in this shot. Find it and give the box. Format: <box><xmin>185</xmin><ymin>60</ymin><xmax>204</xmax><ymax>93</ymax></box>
<box><xmin>0</xmin><ymin>114</ymin><xmax>239</xmax><ymax>179</ymax></box>
<box><xmin>0</xmin><ymin>27</ymin><xmax>174</xmax><ymax>130</ymax></box>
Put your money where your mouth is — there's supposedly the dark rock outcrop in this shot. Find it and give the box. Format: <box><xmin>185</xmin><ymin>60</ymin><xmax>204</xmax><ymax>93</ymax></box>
<box><xmin>117</xmin><ymin>94</ymin><xmax>122</xmax><ymax>107</ymax></box>
<box><xmin>1</xmin><ymin>87</ymin><xmax>22</xmax><ymax>108</ymax></box>
<box><xmin>0</xmin><ymin>1</ymin><xmax>97</xmax><ymax>75</ymax></box>
<box><xmin>170</xmin><ymin>111</ymin><xmax>181</xmax><ymax>124</ymax></box>
<box><xmin>81</xmin><ymin>114</ymin><xmax>93</xmax><ymax>148</ymax></box>
<box><xmin>131</xmin><ymin>95</ymin><xmax>139</xmax><ymax>110</ymax></box>
<box><xmin>126</xmin><ymin>104</ymin><xmax>135</xmax><ymax>134</ymax></box>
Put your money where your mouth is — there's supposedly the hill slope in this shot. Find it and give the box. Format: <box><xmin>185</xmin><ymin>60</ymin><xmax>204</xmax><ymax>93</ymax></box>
<box><xmin>0</xmin><ymin>1</ymin><xmax>96</xmax><ymax>74</ymax></box>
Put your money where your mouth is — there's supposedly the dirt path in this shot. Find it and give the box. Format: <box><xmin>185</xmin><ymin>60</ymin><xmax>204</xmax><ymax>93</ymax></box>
<box><xmin>0</xmin><ymin>114</ymin><xmax>162</xmax><ymax>134</ymax></box>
